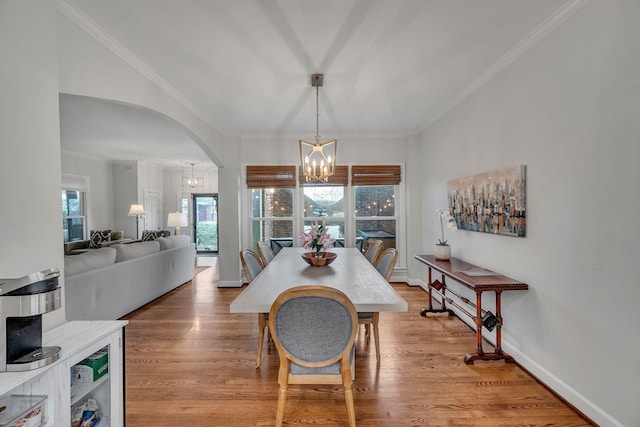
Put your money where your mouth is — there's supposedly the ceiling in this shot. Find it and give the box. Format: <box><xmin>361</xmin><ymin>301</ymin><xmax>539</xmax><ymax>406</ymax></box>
<box><xmin>58</xmin><ymin>0</ymin><xmax>570</xmax><ymax>167</ymax></box>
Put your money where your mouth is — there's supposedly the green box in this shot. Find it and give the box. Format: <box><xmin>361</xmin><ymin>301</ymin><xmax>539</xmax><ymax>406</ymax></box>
<box><xmin>73</xmin><ymin>351</ymin><xmax>108</xmax><ymax>383</ymax></box>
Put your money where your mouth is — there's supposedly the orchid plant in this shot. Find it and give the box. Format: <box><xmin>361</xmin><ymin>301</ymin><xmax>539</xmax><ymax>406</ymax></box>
<box><xmin>436</xmin><ymin>208</ymin><xmax>456</xmax><ymax>246</ymax></box>
<box><xmin>299</xmin><ymin>218</ymin><xmax>336</xmax><ymax>254</ymax></box>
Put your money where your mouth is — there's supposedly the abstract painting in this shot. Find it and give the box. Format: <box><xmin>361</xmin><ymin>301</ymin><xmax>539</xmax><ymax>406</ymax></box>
<box><xmin>447</xmin><ymin>165</ymin><xmax>526</xmax><ymax>237</ymax></box>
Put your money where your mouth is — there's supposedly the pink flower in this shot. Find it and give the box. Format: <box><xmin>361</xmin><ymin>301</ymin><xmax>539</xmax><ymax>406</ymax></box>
<box><xmin>299</xmin><ymin>219</ymin><xmax>335</xmax><ymax>252</ymax></box>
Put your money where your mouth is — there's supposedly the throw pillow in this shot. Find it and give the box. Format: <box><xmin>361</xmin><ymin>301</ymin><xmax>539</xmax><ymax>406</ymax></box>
<box><xmin>89</xmin><ymin>229</ymin><xmax>112</xmax><ymax>249</ymax></box>
<box><xmin>141</xmin><ymin>230</ymin><xmax>166</xmax><ymax>241</ymax></box>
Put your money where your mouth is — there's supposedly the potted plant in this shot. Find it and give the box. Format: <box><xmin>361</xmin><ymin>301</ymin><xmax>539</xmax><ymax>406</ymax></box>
<box><xmin>435</xmin><ymin>208</ymin><xmax>456</xmax><ymax>260</ymax></box>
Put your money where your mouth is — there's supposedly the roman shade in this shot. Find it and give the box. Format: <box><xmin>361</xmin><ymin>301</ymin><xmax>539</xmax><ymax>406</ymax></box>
<box><xmin>298</xmin><ymin>165</ymin><xmax>348</xmax><ymax>186</ymax></box>
<box><xmin>351</xmin><ymin>165</ymin><xmax>401</xmax><ymax>186</ymax></box>
<box><xmin>246</xmin><ymin>165</ymin><xmax>296</xmax><ymax>188</ymax></box>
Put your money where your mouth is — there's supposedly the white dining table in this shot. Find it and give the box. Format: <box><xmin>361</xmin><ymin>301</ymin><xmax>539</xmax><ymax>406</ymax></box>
<box><xmin>230</xmin><ymin>247</ymin><xmax>408</xmax><ymax>313</ymax></box>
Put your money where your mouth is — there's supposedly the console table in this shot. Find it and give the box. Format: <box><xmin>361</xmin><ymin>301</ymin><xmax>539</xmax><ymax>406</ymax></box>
<box><xmin>415</xmin><ymin>255</ymin><xmax>528</xmax><ymax>364</ymax></box>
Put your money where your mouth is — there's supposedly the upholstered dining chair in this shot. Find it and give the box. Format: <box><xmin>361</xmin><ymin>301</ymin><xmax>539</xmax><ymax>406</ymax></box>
<box><xmin>269</xmin><ymin>285</ymin><xmax>358</xmax><ymax>427</ymax></box>
<box><xmin>239</xmin><ymin>249</ymin><xmax>269</xmax><ymax>368</ymax></box>
<box><xmin>256</xmin><ymin>241</ymin><xmax>275</xmax><ymax>266</ymax></box>
<box><xmin>363</xmin><ymin>239</ymin><xmax>383</xmax><ymax>264</ymax></box>
<box><xmin>358</xmin><ymin>247</ymin><xmax>398</xmax><ymax>368</ymax></box>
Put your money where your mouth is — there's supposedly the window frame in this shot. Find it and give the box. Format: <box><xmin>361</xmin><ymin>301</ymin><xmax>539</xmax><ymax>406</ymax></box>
<box><xmin>62</xmin><ymin>188</ymin><xmax>86</xmax><ymax>243</ymax></box>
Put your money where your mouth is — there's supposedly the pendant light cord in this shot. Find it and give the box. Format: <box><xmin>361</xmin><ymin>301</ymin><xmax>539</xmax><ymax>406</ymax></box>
<box><xmin>315</xmin><ymin>83</ymin><xmax>320</xmax><ymax>142</ymax></box>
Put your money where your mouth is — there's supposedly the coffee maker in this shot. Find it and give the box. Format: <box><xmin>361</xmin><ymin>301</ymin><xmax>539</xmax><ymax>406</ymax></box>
<box><xmin>0</xmin><ymin>268</ymin><xmax>62</xmax><ymax>372</ymax></box>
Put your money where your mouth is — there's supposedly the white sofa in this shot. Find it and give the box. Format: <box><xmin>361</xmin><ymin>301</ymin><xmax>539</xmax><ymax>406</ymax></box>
<box><xmin>64</xmin><ymin>236</ymin><xmax>196</xmax><ymax>320</ymax></box>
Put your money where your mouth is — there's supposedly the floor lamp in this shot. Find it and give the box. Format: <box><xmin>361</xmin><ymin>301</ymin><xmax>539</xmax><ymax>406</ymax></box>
<box><xmin>128</xmin><ymin>204</ymin><xmax>145</xmax><ymax>239</ymax></box>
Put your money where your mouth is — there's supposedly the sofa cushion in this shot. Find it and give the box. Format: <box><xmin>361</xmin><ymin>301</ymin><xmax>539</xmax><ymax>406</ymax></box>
<box><xmin>64</xmin><ymin>247</ymin><xmax>117</xmax><ymax>276</ymax></box>
<box><xmin>114</xmin><ymin>241</ymin><xmax>160</xmax><ymax>262</ymax></box>
<box><xmin>89</xmin><ymin>229</ymin><xmax>111</xmax><ymax>248</ymax></box>
<box><xmin>157</xmin><ymin>235</ymin><xmax>191</xmax><ymax>250</ymax></box>
<box><xmin>110</xmin><ymin>230</ymin><xmax>124</xmax><ymax>240</ymax></box>
<box><xmin>141</xmin><ymin>230</ymin><xmax>170</xmax><ymax>241</ymax></box>
<box><xmin>64</xmin><ymin>240</ymin><xmax>89</xmax><ymax>255</ymax></box>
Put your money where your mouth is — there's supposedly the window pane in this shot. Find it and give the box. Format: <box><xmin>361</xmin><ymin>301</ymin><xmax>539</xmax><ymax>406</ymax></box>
<box><xmin>303</xmin><ymin>186</ymin><xmax>344</xmax><ymax>218</ymax></box>
<box><xmin>356</xmin><ymin>220</ymin><xmax>396</xmax><ymax>253</ymax></box>
<box><xmin>354</xmin><ymin>186</ymin><xmax>395</xmax><ymax>217</ymax></box>
<box><xmin>251</xmin><ymin>220</ymin><xmax>293</xmax><ymax>254</ymax></box>
<box><xmin>62</xmin><ymin>190</ymin><xmax>82</xmax><ymax>216</ymax></box>
<box><xmin>63</xmin><ymin>218</ymin><xmax>85</xmax><ymax>243</ymax></box>
<box><xmin>251</xmin><ymin>189</ymin><xmax>293</xmax><ymax>217</ymax></box>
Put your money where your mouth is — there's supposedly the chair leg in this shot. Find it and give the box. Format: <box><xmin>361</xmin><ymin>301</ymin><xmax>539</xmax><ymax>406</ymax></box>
<box><xmin>373</xmin><ymin>313</ymin><xmax>380</xmax><ymax>368</ymax></box>
<box><xmin>256</xmin><ymin>314</ymin><xmax>266</xmax><ymax>368</ymax></box>
<box><xmin>344</xmin><ymin>384</ymin><xmax>356</xmax><ymax>427</ymax></box>
<box><xmin>275</xmin><ymin>386</ymin><xmax>287</xmax><ymax>427</ymax></box>
<box><xmin>364</xmin><ymin>323</ymin><xmax>370</xmax><ymax>339</ymax></box>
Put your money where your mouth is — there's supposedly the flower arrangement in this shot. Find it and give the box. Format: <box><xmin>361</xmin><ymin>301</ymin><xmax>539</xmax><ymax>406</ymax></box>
<box><xmin>436</xmin><ymin>208</ymin><xmax>456</xmax><ymax>245</ymax></box>
<box><xmin>300</xmin><ymin>218</ymin><xmax>336</xmax><ymax>255</ymax></box>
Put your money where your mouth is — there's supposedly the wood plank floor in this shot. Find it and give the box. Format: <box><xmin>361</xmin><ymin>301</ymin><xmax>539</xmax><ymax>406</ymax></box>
<box><xmin>122</xmin><ymin>259</ymin><xmax>593</xmax><ymax>427</ymax></box>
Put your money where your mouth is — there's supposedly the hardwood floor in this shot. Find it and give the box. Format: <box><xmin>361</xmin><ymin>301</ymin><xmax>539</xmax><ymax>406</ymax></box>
<box><xmin>122</xmin><ymin>259</ymin><xmax>593</xmax><ymax>427</ymax></box>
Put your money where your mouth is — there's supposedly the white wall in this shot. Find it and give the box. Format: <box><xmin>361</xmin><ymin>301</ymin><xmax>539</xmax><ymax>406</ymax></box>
<box><xmin>0</xmin><ymin>0</ymin><xmax>65</xmax><ymax>328</ymax></box>
<box><xmin>61</xmin><ymin>151</ymin><xmax>114</xmax><ymax>232</ymax></box>
<box><xmin>112</xmin><ymin>162</ymin><xmax>139</xmax><ymax>238</ymax></box>
<box><xmin>408</xmin><ymin>1</ymin><xmax>640</xmax><ymax>426</ymax></box>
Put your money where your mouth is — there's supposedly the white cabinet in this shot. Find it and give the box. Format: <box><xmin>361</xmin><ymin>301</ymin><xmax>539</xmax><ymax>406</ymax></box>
<box><xmin>0</xmin><ymin>321</ymin><xmax>127</xmax><ymax>427</ymax></box>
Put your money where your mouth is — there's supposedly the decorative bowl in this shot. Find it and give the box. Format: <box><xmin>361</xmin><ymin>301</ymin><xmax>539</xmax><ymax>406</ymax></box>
<box><xmin>301</xmin><ymin>251</ymin><xmax>337</xmax><ymax>267</ymax></box>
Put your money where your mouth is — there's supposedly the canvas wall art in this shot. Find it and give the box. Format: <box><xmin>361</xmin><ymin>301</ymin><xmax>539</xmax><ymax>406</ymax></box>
<box><xmin>447</xmin><ymin>165</ymin><xmax>526</xmax><ymax>237</ymax></box>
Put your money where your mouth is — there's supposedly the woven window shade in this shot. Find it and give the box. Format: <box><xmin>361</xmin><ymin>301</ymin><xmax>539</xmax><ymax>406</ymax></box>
<box><xmin>351</xmin><ymin>165</ymin><xmax>401</xmax><ymax>186</ymax></box>
<box><xmin>299</xmin><ymin>165</ymin><xmax>348</xmax><ymax>186</ymax></box>
<box><xmin>246</xmin><ymin>165</ymin><xmax>296</xmax><ymax>188</ymax></box>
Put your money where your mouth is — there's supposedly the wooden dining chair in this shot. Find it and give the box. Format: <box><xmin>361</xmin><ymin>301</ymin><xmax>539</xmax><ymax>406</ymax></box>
<box><xmin>363</xmin><ymin>239</ymin><xmax>383</xmax><ymax>264</ymax></box>
<box><xmin>256</xmin><ymin>241</ymin><xmax>275</xmax><ymax>266</ymax></box>
<box><xmin>269</xmin><ymin>285</ymin><xmax>358</xmax><ymax>427</ymax></box>
<box><xmin>239</xmin><ymin>249</ymin><xmax>269</xmax><ymax>368</ymax></box>
<box><xmin>358</xmin><ymin>247</ymin><xmax>398</xmax><ymax>367</ymax></box>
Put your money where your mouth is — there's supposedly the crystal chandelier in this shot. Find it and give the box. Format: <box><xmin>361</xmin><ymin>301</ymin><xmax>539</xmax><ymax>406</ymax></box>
<box><xmin>300</xmin><ymin>74</ymin><xmax>336</xmax><ymax>182</ymax></box>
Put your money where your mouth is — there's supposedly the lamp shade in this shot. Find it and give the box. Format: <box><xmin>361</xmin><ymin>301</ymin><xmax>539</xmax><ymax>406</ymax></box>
<box><xmin>167</xmin><ymin>212</ymin><xmax>188</xmax><ymax>227</ymax></box>
<box><xmin>128</xmin><ymin>204</ymin><xmax>145</xmax><ymax>216</ymax></box>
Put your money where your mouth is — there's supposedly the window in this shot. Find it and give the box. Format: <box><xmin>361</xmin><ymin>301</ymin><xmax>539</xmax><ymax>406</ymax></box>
<box><xmin>354</xmin><ymin>185</ymin><xmax>396</xmax><ymax>253</ymax></box>
<box><xmin>245</xmin><ymin>165</ymin><xmax>402</xmax><ymax>261</ymax></box>
<box><xmin>352</xmin><ymin>165</ymin><xmax>401</xmax><ymax>254</ymax></box>
<box><xmin>250</xmin><ymin>188</ymin><xmax>294</xmax><ymax>253</ymax></box>
<box><xmin>300</xmin><ymin>165</ymin><xmax>349</xmax><ymax>248</ymax></box>
<box><xmin>62</xmin><ymin>189</ymin><xmax>85</xmax><ymax>243</ymax></box>
<box><xmin>62</xmin><ymin>175</ymin><xmax>89</xmax><ymax>243</ymax></box>
<box><xmin>247</xmin><ymin>166</ymin><xmax>296</xmax><ymax>254</ymax></box>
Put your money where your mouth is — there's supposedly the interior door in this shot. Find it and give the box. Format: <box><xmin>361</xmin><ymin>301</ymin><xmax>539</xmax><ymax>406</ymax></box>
<box><xmin>193</xmin><ymin>194</ymin><xmax>218</xmax><ymax>253</ymax></box>
<box><xmin>144</xmin><ymin>190</ymin><xmax>161</xmax><ymax>231</ymax></box>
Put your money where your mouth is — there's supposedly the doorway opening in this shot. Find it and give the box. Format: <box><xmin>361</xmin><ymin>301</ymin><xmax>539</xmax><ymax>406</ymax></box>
<box><xmin>193</xmin><ymin>194</ymin><xmax>218</xmax><ymax>254</ymax></box>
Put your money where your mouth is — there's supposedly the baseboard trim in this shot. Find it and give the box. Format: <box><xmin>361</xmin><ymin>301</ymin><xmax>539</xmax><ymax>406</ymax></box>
<box><xmin>218</xmin><ymin>280</ymin><xmax>243</xmax><ymax>288</ymax></box>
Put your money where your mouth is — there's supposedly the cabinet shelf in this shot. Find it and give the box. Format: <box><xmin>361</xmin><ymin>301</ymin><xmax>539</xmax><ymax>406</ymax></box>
<box><xmin>70</xmin><ymin>375</ymin><xmax>109</xmax><ymax>407</ymax></box>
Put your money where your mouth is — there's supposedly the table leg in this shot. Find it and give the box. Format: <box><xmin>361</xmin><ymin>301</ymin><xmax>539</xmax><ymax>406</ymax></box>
<box><xmin>420</xmin><ymin>268</ymin><xmax>454</xmax><ymax>317</ymax></box>
<box><xmin>464</xmin><ymin>290</ymin><xmax>516</xmax><ymax>364</ymax></box>
<box><xmin>495</xmin><ymin>291</ymin><xmax>503</xmax><ymax>354</ymax></box>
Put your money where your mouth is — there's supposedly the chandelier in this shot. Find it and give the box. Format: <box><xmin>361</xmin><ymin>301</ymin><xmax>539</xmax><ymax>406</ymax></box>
<box><xmin>300</xmin><ymin>74</ymin><xmax>336</xmax><ymax>182</ymax></box>
<box><xmin>182</xmin><ymin>163</ymin><xmax>204</xmax><ymax>188</ymax></box>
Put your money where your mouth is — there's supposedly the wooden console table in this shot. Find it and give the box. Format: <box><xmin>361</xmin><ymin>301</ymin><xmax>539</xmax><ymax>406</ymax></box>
<box><xmin>415</xmin><ymin>255</ymin><xmax>528</xmax><ymax>364</ymax></box>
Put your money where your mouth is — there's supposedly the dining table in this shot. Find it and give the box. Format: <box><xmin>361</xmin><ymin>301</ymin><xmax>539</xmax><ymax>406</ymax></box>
<box><xmin>230</xmin><ymin>247</ymin><xmax>408</xmax><ymax>314</ymax></box>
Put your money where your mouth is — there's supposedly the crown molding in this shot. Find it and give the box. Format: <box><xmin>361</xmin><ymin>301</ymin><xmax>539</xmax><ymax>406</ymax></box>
<box><xmin>56</xmin><ymin>0</ymin><xmax>230</xmax><ymax>136</ymax></box>
<box><xmin>418</xmin><ymin>0</ymin><xmax>591</xmax><ymax>134</ymax></box>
